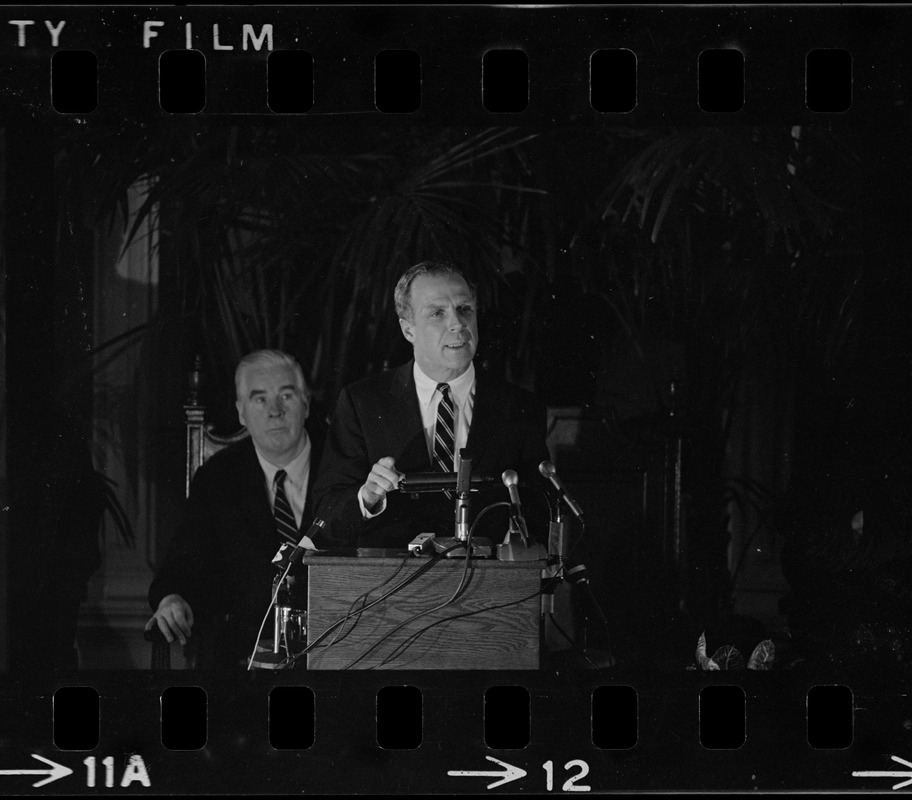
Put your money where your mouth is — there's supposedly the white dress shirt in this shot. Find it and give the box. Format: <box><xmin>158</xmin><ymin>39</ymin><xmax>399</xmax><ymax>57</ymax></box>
<box><xmin>413</xmin><ymin>360</ymin><xmax>475</xmax><ymax>466</ymax></box>
<box><xmin>359</xmin><ymin>361</ymin><xmax>477</xmax><ymax>519</ymax></box>
<box><xmin>254</xmin><ymin>435</ymin><xmax>312</xmax><ymax>528</ymax></box>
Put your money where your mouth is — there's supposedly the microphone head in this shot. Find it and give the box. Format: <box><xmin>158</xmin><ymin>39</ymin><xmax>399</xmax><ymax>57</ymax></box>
<box><xmin>501</xmin><ymin>469</ymin><xmax>519</xmax><ymax>487</ymax></box>
<box><xmin>539</xmin><ymin>461</ymin><xmax>556</xmax><ymax>479</ymax></box>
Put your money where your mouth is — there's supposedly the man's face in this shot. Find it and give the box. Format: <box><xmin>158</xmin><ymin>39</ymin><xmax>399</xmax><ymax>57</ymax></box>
<box><xmin>399</xmin><ymin>272</ymin><xmax>478</xmax><ymax>382</ymax></box>
<box><xmin>236</xmin><ymin>362</ymin><xmax>309</xmax><ymax>466</ymax></box>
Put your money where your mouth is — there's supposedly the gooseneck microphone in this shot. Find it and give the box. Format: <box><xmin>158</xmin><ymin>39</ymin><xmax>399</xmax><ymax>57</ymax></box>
<box><xmin>272</xmin><ymin>517</ymin><xmax>326</xmax><ymax>571</ymax></box>
<box><xmin>538</xmin><ymin>461</ymin><xmax>585</xmax><ymax>522</ymax></box>
<box><xmin>501</xmin><ymin>469</ymin><xmax>530</xmax><ymax>545</ymax></box>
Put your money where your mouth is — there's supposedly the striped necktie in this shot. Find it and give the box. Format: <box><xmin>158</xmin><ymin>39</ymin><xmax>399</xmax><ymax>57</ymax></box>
<box><xmin>434</xmin><ymin>383</ymin><xmax>456</xmax><ymax>474</ymax></box>
<box><xmin>273</xmin><ymin>470</ymin><xmax>299</xmax><ymax>544</ymax></box>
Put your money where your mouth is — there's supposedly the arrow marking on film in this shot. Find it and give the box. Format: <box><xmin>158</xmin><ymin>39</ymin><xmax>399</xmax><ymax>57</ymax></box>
<box><xmin>0</xmin><ymin>754</ymin><xmax>74</xmax><ymax>787</ymax></box>
<box><xmin>448</xmin><ymin>755</ymin><xmax>527</xmax><ymax>789</ymax></box>
<box><xmin>853</xmin><ymin>754</ymin><xmax>912</xmax><ymax>790</ymax></box>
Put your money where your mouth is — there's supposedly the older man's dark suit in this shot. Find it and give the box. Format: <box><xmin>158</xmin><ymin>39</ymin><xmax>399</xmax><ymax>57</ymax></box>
<box><xmin>312</xmin><ymin>361</ymin><xmax>551</xmax><ymax>548</ymax></box>
<box><xmin>149</xmin><ymin>426</ymin><xmax>324</xmax><ymax>668</ymax></box>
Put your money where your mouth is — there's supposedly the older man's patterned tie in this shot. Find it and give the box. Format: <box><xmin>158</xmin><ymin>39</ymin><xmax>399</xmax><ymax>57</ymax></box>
<box><xmin>273</xmin><ymin>470</ymin><xmax>299</xmax><ymax>544</ymax></box>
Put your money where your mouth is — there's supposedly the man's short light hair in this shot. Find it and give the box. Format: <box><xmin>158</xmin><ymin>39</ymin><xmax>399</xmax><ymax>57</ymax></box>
<box><xmin>393</xmin><ymin>260</ymin><xmax>477</xmax><ymax>321</ymax></box>
<box><xmin>235</xmin><ymin>349</ymin><xmax>309</xmax><ymax>400</ymax></box>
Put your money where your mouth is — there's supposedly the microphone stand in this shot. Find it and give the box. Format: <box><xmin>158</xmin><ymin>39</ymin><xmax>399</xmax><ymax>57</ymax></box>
<box><xmin>248</xmin><ymin>572</ymin><xmax>295</xmax><ymax>670</ymax></box>
<box><xmin>564</xmin><ymin>563</ymin><xmax>615</xmax><ymax>669</ymax></box>
<box><xmin>541</xmin><ymin>497</ymin><xmax>568</xmax><ymax>642</ymax></box>
<box><xmin>269</xmin><ymin>570</ymin><xmax>305</xmax><ymax>664</ymax></box>
<box><xmin>432</xmin><ymin>451</ymin><xmax>494</xmax><ymax>558</ymax></box>
<box><xmin>543</xmin><ymin>492</ymin><xmax>615</xmax><ymax>669</ymax></box>
<box><xmin>546</xmin><ymin>498</ymin><xmax>568</xmax><ymax>577</ymax></box>
<box><xmin>496</xmin><ymin>517</ymin><xmax>547</xmax><ymax>561</ymax></box>
<box><xmin>273</xmin><ymin>574</ymin><xmax>292</xmax><ymax>656</ymax></box>
<box><xmin>496</xmin><ymin>476</ymin><xmax>547</xmax><ymax>562</ymax></box>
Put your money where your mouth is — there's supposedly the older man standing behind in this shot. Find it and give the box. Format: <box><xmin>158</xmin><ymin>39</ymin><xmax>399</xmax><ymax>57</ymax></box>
<box><xmin>313</xmin><ymin>260</ymin><xmax>551</xmax><ymax>550</ymax></box>
<box><xmin>146</xmin><ymin>349</ymin><xmax>325</xmax><ymax>668</ymax></box>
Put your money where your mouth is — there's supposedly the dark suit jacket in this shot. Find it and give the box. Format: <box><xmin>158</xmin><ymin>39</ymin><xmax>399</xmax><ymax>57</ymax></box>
<box><xmin>312</xmin><ymin>360</ymin><xmax>552</xmax><ymax>549</ymax></box>
<box><xmin>149</xmin><ymin>424</ymin><xmax>324</xmax><ymax>668</ymax></box>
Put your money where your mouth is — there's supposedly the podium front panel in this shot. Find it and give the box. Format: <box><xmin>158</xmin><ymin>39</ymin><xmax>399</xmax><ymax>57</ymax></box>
<box><xmin>305</xmin><ymin>556</ymin><xmax>542</xmax><ymax>669</ymax></box>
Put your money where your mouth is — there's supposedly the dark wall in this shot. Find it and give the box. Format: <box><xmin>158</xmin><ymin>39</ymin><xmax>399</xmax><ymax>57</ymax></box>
<box><xmin>4</xmin><ymin>120</ymin><xmax>103</xmax><ymax>672</ymax></box>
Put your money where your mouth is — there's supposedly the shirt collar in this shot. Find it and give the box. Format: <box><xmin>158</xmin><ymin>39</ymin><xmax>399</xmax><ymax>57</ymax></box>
<box><xmin>253</xmin><ymin>432</ymin><xmax>311</xmax><ymax>488</ymax></box>
<box><xmin>413</xmin><ymin>360</ymin><xmax>475</xmax><ymax>409</ymax></box>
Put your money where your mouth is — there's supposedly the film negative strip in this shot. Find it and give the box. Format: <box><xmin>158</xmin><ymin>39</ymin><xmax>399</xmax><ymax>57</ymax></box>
<box><xmin>1</xmin><ymin>3</ymin><xmax>911</xmax><ymax>795</ymax></box>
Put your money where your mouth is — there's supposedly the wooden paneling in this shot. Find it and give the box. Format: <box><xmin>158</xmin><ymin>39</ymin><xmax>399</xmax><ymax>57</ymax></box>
<box><xmin>306</xmin><ymin>557</ymin><xmax>541</xmax><ymax>670</ymax></box>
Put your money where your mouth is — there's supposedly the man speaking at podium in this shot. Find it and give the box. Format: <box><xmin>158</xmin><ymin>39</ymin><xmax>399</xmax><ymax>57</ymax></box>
<box><xmin>313</xmin><ymin>261</ymin><xmax>551</xmax><ymax>549</ymax></box>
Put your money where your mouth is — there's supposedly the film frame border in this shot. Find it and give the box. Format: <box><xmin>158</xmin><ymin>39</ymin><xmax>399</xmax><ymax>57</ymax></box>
<box><xmin>1</xmin><ymin>3</ymin><xmax>910</xmax><ymax>795</ymax></box>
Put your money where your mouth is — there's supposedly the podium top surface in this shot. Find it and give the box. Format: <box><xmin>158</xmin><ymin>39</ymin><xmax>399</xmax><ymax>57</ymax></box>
<box><xmin>303</xmin><ymin>553</ymin><xmax>544</xmax><ymax>569</ymax></box>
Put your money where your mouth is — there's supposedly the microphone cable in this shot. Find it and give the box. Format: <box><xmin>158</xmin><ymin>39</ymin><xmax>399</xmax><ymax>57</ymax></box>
<box><xmin>378</xmin><ymin>586</ymin><xmax>545</xmax><ymax>668</ymax></box>
<box><xmin>278</xmin><ymin>540</ymin><xmax>467</xmax><ymax>670</ymax></box>
<box><xmin>318</xmin><ymin>551</ymin><xmax>413</xmax><ymax>651</ymax></box>
<box><xmin>246</xmin><ymin>559</ymin><xmax>294</xmax><ymax>671</ymax></box>
<box><xmin>340</xmin><ymin>501</ymin><xmax>509</xmax><ymax>670</ymax></box>
<box><xmin>546</xmin><ymin>611</ymin><xmax>605</xmax><ymax>671</ymax></box>
<box><xmin>561</xmin><ymin>560</ymin><xmax>615</xmax><ymax>664</ymax></box>
<box><xmin>564</xmin><ymin>519</ymin><xmax>587</xmax><ymax>562</ymax></box>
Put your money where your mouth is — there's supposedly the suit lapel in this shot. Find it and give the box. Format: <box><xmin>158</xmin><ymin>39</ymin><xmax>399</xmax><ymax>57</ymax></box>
<box><xmin>234</xmin><ymin>439</ymin><xmax>279</xmax><ymax>541</ymax></box>
<box><xmin>234</xmin><ymin>433</ymin><xmax>334</xmax><ymax>537</ymax></box>
<box><xmin>375</xmin><ymin>361</ymin><xmax>499</xmax><ymax>473</ymax></box>
<box><xmin>465</xmin><ymin>368</ymin><xmax>498</xmax><ymax>471</ymax></box>
<box><xmin>302</xmin><ymin>421</ymin><xmax>325</xmax><ymax>524</ymax></box>
<box><xmin>387</xmin><ymin>361</ymin><xmax>433</xmax><ymax>469</ymax></box>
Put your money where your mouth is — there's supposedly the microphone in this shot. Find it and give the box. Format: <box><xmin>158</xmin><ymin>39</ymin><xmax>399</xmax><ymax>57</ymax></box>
<box><xmin>454</xmin><ymin>451</ymin><xmax>473</xmax><ymax>541</ymax></box>
<box><xmin>398</xmin><ymin>473</ymin><xmax>495</xmax><ymax>492</ymax></box>
<box><xmin>501</xmin><ymin>469</ymin><xmax>530</xmax><ymax>545</ymax></box>
<box><xmin>539</xmin><ymin>461</ymin><xmax>585</xmax><ymax>522</ymax></box>
<box><xmin>272</xmin><ymin>517</ymin><xmax>326</xmax><ymax>571</ymax></box>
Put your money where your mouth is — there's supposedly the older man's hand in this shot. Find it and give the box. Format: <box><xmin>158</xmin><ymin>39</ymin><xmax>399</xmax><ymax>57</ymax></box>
<box><xmin>145</xmin><ymin>594</ymin><xmax>194</xmax><ymax>646</ymax></box>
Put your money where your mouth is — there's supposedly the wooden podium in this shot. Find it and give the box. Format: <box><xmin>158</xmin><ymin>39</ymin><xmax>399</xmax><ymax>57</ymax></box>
<box><xmin>304</xmin><ymin>556</ymin><xmax>543</xmax><ymax>670</ymax></box>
